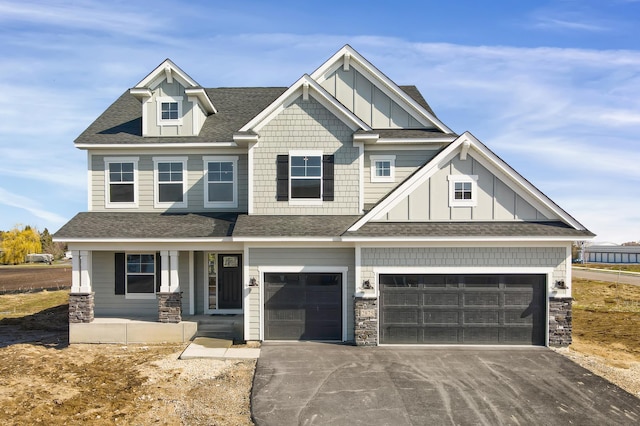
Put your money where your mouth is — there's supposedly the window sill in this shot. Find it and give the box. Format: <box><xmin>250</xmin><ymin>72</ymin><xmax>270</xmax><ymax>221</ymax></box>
<box><xmin>125</xmin><ymin>293</ymin><xmax>156</xmax><ymax>300</ymax></box>
<box><xmin>288</xmin><ymin>199</ymin><xmax>323</xmax><ymax>206</ymax></box>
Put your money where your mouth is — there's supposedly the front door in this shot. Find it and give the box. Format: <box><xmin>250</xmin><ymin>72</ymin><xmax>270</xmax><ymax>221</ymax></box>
<box><xmin>218</xmin><ymin>254</ymin><xmax>242</xmax><ymax>310</ymax></box>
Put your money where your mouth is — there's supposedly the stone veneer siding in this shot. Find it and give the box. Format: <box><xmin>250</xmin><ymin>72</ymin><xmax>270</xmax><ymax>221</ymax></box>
<box><xmin>549</xmin><ymin>298</ymin><xmax>572</xmax><ymax>347</ymax></box>
<box><xmin>69</xmin><ymin>293</ymin><xmax>95</xmax><ymax>323</ymax></box>
<box><xmin>158</xmin><ymin>292</ymin><xmax>182</xmax><ymax>323</ymax></box>
<box><xmin>354</xmin><ymin>296</ymin><xmax>378</xmax><ymax>346</ymax></box>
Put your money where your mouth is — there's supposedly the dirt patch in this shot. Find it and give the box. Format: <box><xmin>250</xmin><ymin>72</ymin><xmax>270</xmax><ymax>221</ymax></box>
<box><xmin>0</xmin><ymin>265</ymin><xmax>71</xmax><ymax>294</ymax></box>
<box><xmin>560</xmin><ymin>278</ymin><xmax>640</xmax><ymax>398</ymax></box>
<box><xmin>0</xmin><ymin>291</ymin><xmax>255</xmax><ymax>425</ymax></box>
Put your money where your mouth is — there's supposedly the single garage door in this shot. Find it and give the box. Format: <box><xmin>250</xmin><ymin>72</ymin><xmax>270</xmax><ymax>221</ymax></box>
<box><xmin>380</xmin><ymin>274</ymin><xmax>546</xmax><ymax>345</ymax></box>
<box><xmin>264</xmin><ymin>272</ymin><xmax>342</xmax><ymax>340</ymax></box>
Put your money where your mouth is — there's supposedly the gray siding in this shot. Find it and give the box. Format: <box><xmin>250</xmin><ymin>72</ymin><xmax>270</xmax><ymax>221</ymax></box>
<box><xmin>179</xmin><ymin>251</ymin><xmax>190</xmax><ymax>313</ymax></box>
<box><xmin>380</xmin><ymin>154</ymin><xmax>550</xmax><ymax>221</ymax></box>
<box><xmin>91</xmin><ymin>251</ymin><xmax>157</xmax><ymax>317</ymax></box>
<box><xmin>247</xmin><ymin>247</ymin><xmax>356</xmax><ymax>341</ymax></box>
<box><xmin>364</xmin><ymin>149</ymin><xmax>438</xmax><ymax>205</ymax></box>
<box><xmin>91</xmin><ymin>153</ymin><xmax>248</xmax><ymax>212</ymax></box>
<box><xmin>321</xmin><ymin>67</ymin><xmax>426</xmax><ymax>129</ymax></box>
<box><xmin>361</xmin><ymin>246</ymin><xmax>567</xmax><ymax>293</ymax></box>
<box><xmin>252</xmin><ymin>97</ymin><xmax>360</xmax><ymax>215</ymax></box>
<box><xmin>145</xmin><ymin>80</ymin><xmax>204</xmax><ymax>137</ymax></box>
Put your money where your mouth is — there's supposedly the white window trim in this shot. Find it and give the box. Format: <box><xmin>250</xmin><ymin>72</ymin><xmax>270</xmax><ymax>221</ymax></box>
<box><xmin>125</xmin><ymin>252</ymin><xmax>156</xmax><ymax>300</ymax></box>
<box><xmin>153</xmin><ymin>156</ymin><xmax>188</xmax><ymax>208</ymax></box>
<box><xmin>104</xmin><ymin>157</ymin><xmax>139</xmax><ymax>209</ymax></box>
<box><xmin>370</xmin><ymin>155</ymin><xmax>395</xmax><ymax>183</ymax></box>
<box><xmin>203</xmin><ymin>156</ymin><xmax>238</xmax><ymax>208</ymax></box>
<box><xmin>289</xmin><ymin>149</ymin><xmax>323</xmax><ymax>206</ymax></box>
<box><xmin>156</xmin><ymin>96</ymin><xmax>183</xmax><ymax>126</ymax></box>
<box><xmin>448</xmin><ymin>174</ymin><xmax>478</xmax><ymax>207</ymax></box>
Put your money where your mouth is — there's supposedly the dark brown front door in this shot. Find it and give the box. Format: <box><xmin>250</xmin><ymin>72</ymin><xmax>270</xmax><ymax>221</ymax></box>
<box><xmin>218</xmin><ymin>254</ymin><xmax>242</xmax><ymax>310</ymax></box>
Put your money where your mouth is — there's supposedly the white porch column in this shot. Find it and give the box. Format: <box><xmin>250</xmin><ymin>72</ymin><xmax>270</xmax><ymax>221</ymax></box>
<box><xmin>169</xmin><ymin>250</ymin><xmax>180</xmax><ymax>292</ymax></box>
<box><xmin>160</xmin><ymin>250</ymin><xmax>170</xmax><ymax>292</ymax></box>
<box><xmin>71</xmin><ymin>250</ymin><xmax>92</xmax><ymax>293</ymax></box>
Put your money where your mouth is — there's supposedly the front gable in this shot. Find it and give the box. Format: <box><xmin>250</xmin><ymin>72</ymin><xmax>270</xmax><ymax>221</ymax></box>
<box><xmin>350</xmin><ymin>132</ymin><xmax>588</xmax><ymax>231</ymax></box>
<box><xmin>311</xmin><ymin>45</ymin><xmax>453</xmax><ymax>133</ymax></box>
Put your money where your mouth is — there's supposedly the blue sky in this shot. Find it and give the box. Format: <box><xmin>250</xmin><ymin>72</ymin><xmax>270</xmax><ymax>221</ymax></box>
<box><xmin>1</xmin><ymin>0</ymin><xmax>639</xmax><ymax>243</ymax></box>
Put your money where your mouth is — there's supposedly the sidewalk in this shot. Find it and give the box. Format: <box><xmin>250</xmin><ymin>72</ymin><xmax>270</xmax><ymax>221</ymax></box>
<box><xmin>179</xmin><ymin>337</ymin><xmax>260</xmax><ymax>360</ymax></box>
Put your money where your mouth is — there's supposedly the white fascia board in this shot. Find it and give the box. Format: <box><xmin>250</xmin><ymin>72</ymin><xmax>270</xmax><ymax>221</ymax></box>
<box><xmin>134</xmin><ymin>58</ymin><xmax>199</xmax><ymax>88</ymax></box>
<box><xmin>461</xmin><ymin>132</ymin><xmax>587</xmax><ymax>230</ymax></box>
<box><xmin>75</xmin><ymin>142</ymin><xmax>240</xmax><ymax>150</ymax></box>
<box><xmin>239</xmin><ymin>74</ymin><xmax>371</xmax><ymax>133</ymax></box>
<box><xmin>184</xmin><ymin>88</ymin><xmax>216</xmax><ymax>114</ymax></box>
<box><xmin>310</xmin><ymin>45</ymin><xmax>454</xmax><ymax>134</ymax></box>
<box><xmin>349</xmin><ymin>131</ymin><xmax>588</xmax><ymax>232</ymax></box>
<box><xmin>231</xmin><ymin>237</ymin><xmax>342</xmax><ymax>243</ymax></box>
<box><xmin>55</xmin><ymin>237</ymin><xmax>234</xmax><ymax>244</ymax></box>
<box><xmin>376</xmin><ymin>137</ymin><xmax>456</xmax><ymax>144</ymax></box>
<box><xmin>341</xmin><ymin>236</ymin><xmax>583</xmax><ymax>243</ymax></box>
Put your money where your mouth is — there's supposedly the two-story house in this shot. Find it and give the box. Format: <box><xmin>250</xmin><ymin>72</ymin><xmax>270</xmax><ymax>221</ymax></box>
<box><xmin>55</xmin><ymin>45</ymin><xmax>594</xmax><ymax>346</ymax></box>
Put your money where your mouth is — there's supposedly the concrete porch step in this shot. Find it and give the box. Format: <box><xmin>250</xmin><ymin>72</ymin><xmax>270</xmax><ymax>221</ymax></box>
<box><xmin>190</xmin><ymin>314</ymin><xmax>244</xmax><ymax>342</ymax></box>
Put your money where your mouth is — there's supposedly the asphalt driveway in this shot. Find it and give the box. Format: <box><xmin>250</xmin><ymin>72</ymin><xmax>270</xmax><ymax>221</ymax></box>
<box><xmin>251</xmin><ymin>343</ymin><xmax>639</xmax><ymax>425</ymax></box>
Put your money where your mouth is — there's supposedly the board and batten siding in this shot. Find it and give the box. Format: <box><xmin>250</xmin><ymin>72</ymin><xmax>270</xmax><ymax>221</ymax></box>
<box><xmin>252</xmin><ymin>97</ymin><xmax>360</xmax><ymax>215</ymax></box>
<box><xmin>363</xmin><ymin>149</ymin><xmax>439</xmax><ymax>205</ymax></box>
<box><xmin>320</xmin><ymin>67</ymin><xmax>426</xmax><ymax>129</ymax></box>
<box><xmin>91</xmin><ymin>153</ymin><xmax>248</xmax><ymax>212</ymax></box>
<box><xmin>379</xmin><ymin>154</ymin><xmax>550</xmax><ymax>222</ymax></box>
<box><xmin>246</xmin><ymin>247</ymin><xmax>356</xmax><ymax>341</ymax></box>
<box><xmin>144</xmin><ymin>80</ymin><xmax>205</xmax><ymax>137</ymax></box>
<box><xmin>361</xmin><ymin>246</ymin><xmax>567</xmax><ymax>294</ymax></box>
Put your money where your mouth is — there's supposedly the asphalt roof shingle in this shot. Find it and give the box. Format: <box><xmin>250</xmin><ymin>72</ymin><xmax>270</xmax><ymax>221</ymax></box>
<box><xmin>233</xmin><ymin>215</ymin><xmax>360</xmax><ymax>237</ymax></box>
<box><xmin>54</xmin><ymin>212</ymin><xmax>237</xmax><ymax>239</ymax></box>
<box><xmin>345</xmin><ymin>221</ymin><xmax>595</xmax><ymax>238</ymax></box>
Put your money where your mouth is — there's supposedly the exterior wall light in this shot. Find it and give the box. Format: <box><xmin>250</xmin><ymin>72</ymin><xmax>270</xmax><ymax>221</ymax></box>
<box><xmin>362</xmin><ymin>280</ymin><xmax>372</xmax><ymax>290</ymax></box>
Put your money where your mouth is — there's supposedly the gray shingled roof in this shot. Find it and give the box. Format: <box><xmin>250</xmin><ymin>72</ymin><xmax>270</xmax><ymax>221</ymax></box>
<box><xmin>345</xmin><ymin>221</ymin><xmax>595</xmax><ymax>238</ymax></box>
<box><xmin>75</xmin><ymin>88</ymin><xmax>287</xmax><ymax>145</ymax></box>
<box><xmin>233</xmin><ymin>215</ymin><xmax>360</xmax><ymax>237</ymax></box>
<box><xmin>54</xmin><ymin>212</ymin><xmax>237</xmax><ymax>239</ymax></box>
<box><xmin>74</xmin><ymin>86</ymin><xmax>449</xmax><ymax>145</ymax></box>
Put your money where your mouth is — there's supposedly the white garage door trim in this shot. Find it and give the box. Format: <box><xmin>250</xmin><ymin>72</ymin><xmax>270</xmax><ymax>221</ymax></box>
<box><xmin>258</xmin><ymin>266</ymin><xmax>348</xmax><ymax>341</ymax></box>
<box><xmin>374</xmin><ymin>267</ymin><xmax>553</xmax><ymax>346</ymax></box>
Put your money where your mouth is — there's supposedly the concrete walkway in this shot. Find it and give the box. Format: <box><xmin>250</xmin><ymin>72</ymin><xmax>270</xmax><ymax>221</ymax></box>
<box><xmin>179</xmin><ymin>337</ymin><xmax>260</xmax><ymax>360</ymax></box>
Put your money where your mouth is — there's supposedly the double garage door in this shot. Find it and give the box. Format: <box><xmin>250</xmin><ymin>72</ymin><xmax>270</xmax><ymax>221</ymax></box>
<box><xmin>264</xmin><ymin>272</ymin><xmax>342</xmax><ymax>340</ymax></box>
<box><xmin>380</xmin><ymin>274</ymin><xmax>546</xmax><ymax>345</ymax></box>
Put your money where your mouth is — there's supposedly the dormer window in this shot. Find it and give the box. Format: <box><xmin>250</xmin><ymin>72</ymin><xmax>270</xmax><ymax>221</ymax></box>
<box><xmin>161</xmin><ymin>102</ymin><xmax>178</xmax><ymax>120</ymax></box>
<box><xmin>157</xmin><ymin>96</ymin><xmax>183</xmax><ymax>125</ymax></box>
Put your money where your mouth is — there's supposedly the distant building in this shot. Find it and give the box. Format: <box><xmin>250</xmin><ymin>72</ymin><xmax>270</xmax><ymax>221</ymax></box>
<box><xmin>585</xmin><ymin>244</ymin><xmax>640</xmax><ymax>264</ymax></box>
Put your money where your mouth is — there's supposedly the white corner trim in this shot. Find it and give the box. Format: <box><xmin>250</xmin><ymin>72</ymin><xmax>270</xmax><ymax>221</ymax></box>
<box><xmin>248</xmin><ymin>142</ymin><xmax>255</xmax><ymax>214</ymax></box>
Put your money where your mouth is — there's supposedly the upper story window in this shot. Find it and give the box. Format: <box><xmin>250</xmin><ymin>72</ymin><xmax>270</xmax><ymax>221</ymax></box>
<box><xmin>370</xmin><ymin>155</ymin><xmax>396</xmax><ymax>183</ymax></box>
<box><xmin>204</xmin><ymin>156</ymin><xmax>238</xmax><ymax>208</ymax></box>
<box><xmin>157</xmin><ymin>96</ymin><xmax>183</xmax><ymax>125</ymax></box>
<box><xmin>291</xmin><ymin>154</ymin><xmax>322</xmax><ymax>199</ymax></box>
<box><xmin>276</xmin><ymin>151</ymin><xmax>334</xmax><ymax>204</ymax></box>
<box><xmin>448</xmin><ymin>175</ymin><xmax>478</xmax><ymax>207</ymax></box>
<box><xmin>153</xmin><ymin>157</ymin><xmax>187</xmax><ymax>208</ymax></box>
<box><xmin>105</xmin><ymin>157</ymin><xmax>138</xmax><ymax>208</ymax></box>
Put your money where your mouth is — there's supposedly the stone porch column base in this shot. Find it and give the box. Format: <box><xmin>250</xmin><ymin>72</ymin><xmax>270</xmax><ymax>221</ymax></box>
<box><xmin>69</xmin><ymin>293</ymin><xmax>95</xmax><ymax>323</ymax></box>
<box><xmin>158</xmin><ymin>292</ymin><xmax>182</xmax><ymax>323</ymax></box>
<box><xmin>354</xmin><ymin>296</ymin><xmax>378</xmax><ymax>346</ymax></box>
<box><xmin>549</xmin><ymin>297</ymin><xmax>572</xmax><ymax>347</ymax></box>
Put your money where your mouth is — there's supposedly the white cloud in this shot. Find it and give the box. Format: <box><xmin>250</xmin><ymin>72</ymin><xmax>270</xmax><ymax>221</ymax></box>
<box><xmin>0</xmin><ymin>187</ymin><xmax>68</xmax><ymax>226</ymax></box>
